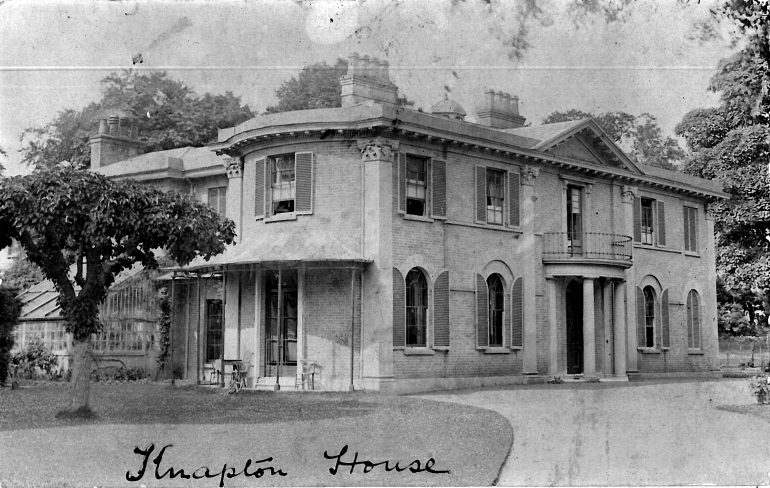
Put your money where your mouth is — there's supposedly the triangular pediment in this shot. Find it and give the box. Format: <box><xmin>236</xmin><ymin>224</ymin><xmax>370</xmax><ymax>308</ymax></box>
<box><xmin>535</xmin><ymin>119</ymin><xmax>643</xmax><ymax>174</ymax></box>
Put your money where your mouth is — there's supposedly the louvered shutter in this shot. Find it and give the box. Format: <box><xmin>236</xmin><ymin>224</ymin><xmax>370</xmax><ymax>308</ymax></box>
<box><xmin>433</xmin><ymin>271</ymin><xmax>450</xmax><ymax>347</ymax></box>
<box><xmin>398</xmin><ymin>153</ymin><xmax>406</xmax><ymax>214</ymax></box>
<box><xmin>511</xmin><ymin>277</ymin><xmax>523</xmax><ymax>348</ymax></box>
<box><xmin>295</xmin><ymin>152</ymin><xmax>313</xmax><ymax>213</ymax></box>
<box><xmin>654</xmin><ymin>293</ymin><xmax>661</xmax><ymax>348</ymax></box>
<box><xmin>431</xmin><ymin>159</ymin><xmax>447</xmax><ymax>219</ymax></box>
<box><xmin>505</xmin><ymin>291</ymin><xmax>511</xmax><ymax>347</ymax></box>
<box><xmin>476</xmin><ymin>166</ymin><xmax>487</xmax><ymax>223</ymax></box>
<box><xmin>633</xmin><ymin>197</ymin><xmax>642</xmax><ymax>242</ymax></box>
<box><xmin>692</xmin><ymin>292</ymin><xmax>701</xmax><ymax>349</ymax></box>
<box><xmin>683</xmin><ymin>207</ymin><xmax>691</xmax><ymax>252</ymax></box>
<box><xmin>509</xmin><ymin>171</ymin><xmax>520</xmax><ymax>227</ymax></box>
<box><xmin>393</xmin><ymin>268</ymin><xmax>405</xmax><ymax>347</ymax></box>
<box><xmin>661</xmin><ymin>289</ymin><xmax>670</xmax><ymax>348</ymax></box>
<box><xmin>636</xmin><ymin>286</ymin><xmax>645</xmax><ymax>348</ymax></box>
<box><xmin>657</xmin><ymin>201</ymin><xmax>666</xmax><ymax>246</ymax></box>
<box><xmin>686</xmin><ymin>292</ymin><xmax>693</xmax><ymax>348</ymax></box>
<box><xmin>254</xmin><ymin>158</ymin><xmax>266</xmax><ymax>219</ymax></box>
<box><xmin>476</xmin><ymin>274</ymin><xmax>488</xmax><ymax>348</ymax></box>
<box><xmin>690</xmin><ymin>208</ymin><xmax>698</xmax><ymax>251</ymax></box>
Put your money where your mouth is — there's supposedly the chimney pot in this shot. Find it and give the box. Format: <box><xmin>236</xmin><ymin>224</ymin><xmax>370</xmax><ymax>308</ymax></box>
<box><xmin>502</xmin><ymin>93</ymin><xmax>512</xmax><ymax>113</ymax></box>
<box><xmin>380</xmin><ymin>60</ymin><xmax>390</xmax><ymax>82</ymax></box>
<box><xmin>131</xmin><ymin>121</ymin><xmax>139</xmax><ymax>140</ymax></box>
<box><xmin>361</xmin><ymin>55</ymin><xmax>370</xmax><ymax>78</ymax></box>
<box><xmin>348</xmin><ymin>52</ymin><xmax>359</xmax><ymax>76</ymax></box>
<box><xmin>98</xmin><ymin>119</ymin><xmax>108</xmax><ymax>135</ymax></box>
<box><xmin>108</xmin><ymin>116</ymin><xmax>119</xmax><ymax>136</ymax></box>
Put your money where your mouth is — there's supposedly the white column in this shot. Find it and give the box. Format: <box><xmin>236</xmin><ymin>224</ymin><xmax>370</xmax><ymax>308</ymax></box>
<box><xmin>622</xmin><ymin>185</ymin><xmax>638</xmax><ymax>373</ymax></box>
<box><xmin>521</xmin><ymin>165</ymin><xmax>540</xmax><ymax>376</ymax></box>
<box><xmin>583</xmin><ymin>277</ymin><xmax>596</xmax><ymax>379</ymax></box>
<box><xmin>548</xmin><ymin>277</ymin><xmax>559</xmax><ymax>376</ymax></box>
<box><xmin>613</xmin><ymin>281</ymin><xmax>627</xmax><ymax>378</ymax></box>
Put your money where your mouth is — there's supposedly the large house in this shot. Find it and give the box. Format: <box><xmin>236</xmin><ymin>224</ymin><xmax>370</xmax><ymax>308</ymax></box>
<box><xmin>90</xmin><ymin>53</ymin><xmax>727</xmax><ymax>392</ymax></box>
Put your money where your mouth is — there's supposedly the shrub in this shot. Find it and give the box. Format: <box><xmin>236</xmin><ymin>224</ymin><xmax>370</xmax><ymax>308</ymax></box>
<box><xmin>750</xmin><ymin>375</ymin><xmax>770</xmax><ymax>404</ymax></box>
<box><xmin>10</xmin><ymin>339</ymin><xmax>58</xmax><ymax>380</ymax></box>
<box><xmin>0</xmin><ymin>287</ymin><xmax>21</xmax><ymax>385</ymax></box>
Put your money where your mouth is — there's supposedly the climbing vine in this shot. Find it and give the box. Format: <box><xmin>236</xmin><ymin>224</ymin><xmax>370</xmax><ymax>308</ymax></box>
<box><xmin>156</xmin><ymin>292</ymin><xmax>172</xmax><ymax>373</ymax></box>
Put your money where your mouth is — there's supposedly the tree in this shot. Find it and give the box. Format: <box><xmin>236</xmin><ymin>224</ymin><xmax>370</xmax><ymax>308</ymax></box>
<box><xmin>675</xmin><ymin>1</ymin><xmax>770</xmax><ymax>331</ymax></box>
<box><xmin>21</xmin><ymin>71</ymin><xmax>254</xmax><ymax>170</ymax></box>
<box><xmin>0</xmin><ymin>166</ymin><xmax>236</xmax><ymax>413</ymax></box>
<box><xmin>542</xmin><ymin>110</ymin><xmax>684</xmax><ymax>169</ymax></box>
<box><xmin>265</xmin><ymin>58</ymin><xmax>415</xmax><ymax>115</ymax></box>
<box><xmin>1</xmin><ymin>248</ymin><xmax>45</xmax><ymax>292</ymax></box>
<box><xmin>0</xmin><ymin>288</ymin><xmax>22</xmax><ymax>386</ymax></box>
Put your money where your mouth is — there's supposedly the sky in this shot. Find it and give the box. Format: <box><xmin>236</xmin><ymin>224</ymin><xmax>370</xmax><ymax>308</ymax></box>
<box><xmin>0</xmin><ymin>0</ymin><xmax>737</xmax><ymax>176</ymax></box>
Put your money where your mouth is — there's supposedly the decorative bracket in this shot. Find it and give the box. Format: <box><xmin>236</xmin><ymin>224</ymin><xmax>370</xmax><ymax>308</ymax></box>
<box><xmin>225</xmin><ymin>157</ymin><xmax>243</xmax><ymax>179</ymax></box>
<box><xmin>358</xmin><ymin>138</ymin><xmax>400</xmax><ymax>162</ymax></box>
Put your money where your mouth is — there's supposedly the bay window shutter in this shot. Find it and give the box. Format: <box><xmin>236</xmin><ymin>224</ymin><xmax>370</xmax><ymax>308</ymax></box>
<box><xmin>398</xmin><ymin>152</ymin><xmax>406</xmax><ymax>214</ymax></box>
<box><xmin>693</xmin><ymin>293</ymin><xmax>701</xmax><ymax>349</ymax></box>
<box><xmin>636</xmin><ymin>286</ymin><xmax>645</xmax><ymax>348</ymax></box>
<box><xmin>476</xmin><ymin>274</ymin><xmax>488</xmax><ymax>348</ymax></box>
<box><xmin>654</xmin><ymin>293</ymin><xmax>661</xmax><ymax>348</ymax></box>
<box><xmin>657</xmin><ymin>201</ymin><xmax>666</xmax><ymax>246</ymax></box>
<box><xmin>295</xmin><ymin>152</ymin><xmax>313</xmax><ymax>213</ymax></box>
<box><xmin>683</xmin><ymin>207</ymin><xmax>691</xmax><ymax>252</ymax></box>
<box><xmin>433</xmin><ymin>271</ymin><xmax>450</xmax><ymax>347</ymax></box>
<box><xmin>633</xmin><ymin>197</ymin><xmax>642</xmax><ymax>242</ymax></box>
<box><xmin>476</xmin><ymin>166</ymin><xmax>487</xmax><ymax>223</ymax></box>
<box><xmin>254</xmin><ymin>158</ymin><xmax>266</xmax><ymax>219</ymax></box>
<box><xmin>511</xmin><ymin>277</ymin><xmax>523</xmax><ymax>348</ymax></box>
<box><xmin>393</xmin><ymin>268</ymin><xmax>405</xmax><ymax>348</ymax></box>
<box><xmin>509</xmin><ymin>171</ymin><xmax>520</xmax><ymax>227</ymax></box>
<box><xmin>661</xmin><ymin>289</ymin><xmax>670</xmax><ymax>348</ymax></box>
<box><xmin>431</xmin><ymin>159</ymin><xmax>447</xmax><ymax>219</ymax></box>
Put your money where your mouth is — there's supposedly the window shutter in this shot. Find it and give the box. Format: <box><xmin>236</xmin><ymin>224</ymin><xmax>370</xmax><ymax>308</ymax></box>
<box><xmin>476</xmin><ymin>274</ymin><xmax>489</xmax><ymax>348</ymax></box>
<box><xmin>657</xmin><ymin>201</ymin><xmax>666</xmax><ymax>246</ymax></box>
<box><xmin>692</xmin><ymin>292</ymin><xmax>701</xmax><ymax>349</ymax></box>
<box><xmin>432</xmin><ymin>159</ymin><xmax>447</xmax><ymax>219</ymax></box>
<box><xmin>393</xmin><ymin>268</ymin><xmax>405</xmax><ymax>348</ymax></box>
<box><xmin>683</xmin><ymin>207</ymin><xmax>691</xmax><ymax>252</ymax></box>
<box><xmin>633</xmin><ymin>197</ymin><xmax>642</xmax><ymax>242</ymax></box>
<box><xmin>254</xmin><ymin>158</ymin><xmax>265</xmax><ymax>219</ymax></box>
<box><xmin>295</xmin><ymin>152</ymin><xmax>313</xmax><ymax>213</ymax></box>
<box><xmin>511</xmin><ymin>277</ymin><xmax>523</xmax><ymax>348</ymax></box>
<box><xmin>509</xmin><ymin>171</ymin><xmax>520</xmax><ymax>227</ymax></box>
<box><xmin>654</xmin><ymin>292</ymin><xmax>661</xmax><ymax>348</ymax></box>
<box><xmin>636</xmin><ymin>286</ymin><xmax>645</xmax><ymax>348</ymax></box>
<box><xmin>398</xmin><ymin>152</ymin><xmax>406</xmax><ymax>214</ymax></box>
<box><xmin>476</xmin><ymin>166</ymin><xmax>487</xmax><ymax>223</ymax></box>
<box><xmin>687</xmin><ymin>291</ymin><xmax>694</xmax><ymax>348</ymax></box>
<box><xmin>690</xmin><ymin>208</ymin><xmax>698</xmax><ymax>252</ymax></box>
<box><xmin>433</xmin><ymin>271</ymin><xmax>450</xmax><ymax>347</ymax></box>
<box><xmin>505</xmin><ymin>290</ymin><xmax>511</xmax><ymax>347</ymax></box>
<box><xmin>661</xmin><ymin>289</ymin><xmax>670</xmax><ymax>348</ymax></box>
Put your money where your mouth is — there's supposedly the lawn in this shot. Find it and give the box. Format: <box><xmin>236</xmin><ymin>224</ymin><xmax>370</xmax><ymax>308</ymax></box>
<box><xmin>0</xmin><ymin>383</ymin><xmax>512</xmax><ymax>487</ymax></box>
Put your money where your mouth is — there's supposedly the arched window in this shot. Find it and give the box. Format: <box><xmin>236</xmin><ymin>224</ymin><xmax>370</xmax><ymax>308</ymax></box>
<box><xmin>406</xmin><ymin>268</ymin><xmax>428</xmax><ymax>347</ymax></box>
<box><xmin>487</xmin><ymin>274</ymin><xmax>505</xmax><ymax>347</ymax></box>
<box><xmin>687</xmin><ymin>290</ymin><xmax>701</xmax><ymax>349</ymax></box>
<box><xmin>643</xmin><ymin>286</ymin><xmax>656</xmax><ymax>348</ymax></box>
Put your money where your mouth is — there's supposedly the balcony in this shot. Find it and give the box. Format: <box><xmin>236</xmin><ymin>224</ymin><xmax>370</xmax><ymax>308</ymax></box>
<box><xmin>542</xmin><ymin>232</ymin><xmax>632</xmax><ymax>267</ymax></box>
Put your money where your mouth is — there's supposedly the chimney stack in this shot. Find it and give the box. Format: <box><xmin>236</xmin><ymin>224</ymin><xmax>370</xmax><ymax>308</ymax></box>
<box><xmin>89</xmin><ymin>116</ymin><xmax>144</xmax><ymax>170</ymax></box>
<box><xmin>340</xmin><ymin>52</ymin><xmax>399</xmax><ymax>107</ymax></box>
<box><xmin>476</xmin><ymin>89</ymin><xmax>526</xmax><ymax>129</ymax></box>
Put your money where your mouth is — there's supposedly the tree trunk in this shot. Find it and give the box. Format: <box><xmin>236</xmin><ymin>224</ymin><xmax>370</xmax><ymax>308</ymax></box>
<box><xmin>64</xmin><ymin>336</ymin><xmax>94</xmax><ymax>411</ymax></box>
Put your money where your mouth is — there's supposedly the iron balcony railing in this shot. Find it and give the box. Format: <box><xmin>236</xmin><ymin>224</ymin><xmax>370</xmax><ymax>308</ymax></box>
<box><xmin>542</xmin><ymin>232</ymin><xmax>633</xmax><ymax>263</ymax></box>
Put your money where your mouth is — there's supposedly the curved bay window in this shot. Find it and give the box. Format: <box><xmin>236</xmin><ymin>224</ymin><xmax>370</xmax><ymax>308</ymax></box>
<box><xmin>643</xmin><ymin>286</ymin><xmax>656</xmax><ymax>348</ymax></box>
<box><xmin>406</xmin><ymin>268</ymin><xmax>428</xmax><ymax>347</ymax></box>
<box><xmin>487</xmin><ymin>274</ymin><xmax>504</xmax><ymax>347</ymax></box>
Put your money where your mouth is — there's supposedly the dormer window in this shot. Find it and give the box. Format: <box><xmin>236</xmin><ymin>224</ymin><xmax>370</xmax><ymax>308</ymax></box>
<box><xmin>271</xmin><ymin>154</ymin><xmax>296</xmax><ymax>214</ymax></box>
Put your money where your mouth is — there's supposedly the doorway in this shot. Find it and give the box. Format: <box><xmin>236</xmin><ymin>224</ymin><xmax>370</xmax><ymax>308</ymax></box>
<box><xmin>566</xmin><ymin>280</ymin><xmax>583</xmax><ymax>374</ymax></box>
<box><xmin>265</xmin><ymin>269</ymin><xmax>298</xmax><ymax>378</ymax></box>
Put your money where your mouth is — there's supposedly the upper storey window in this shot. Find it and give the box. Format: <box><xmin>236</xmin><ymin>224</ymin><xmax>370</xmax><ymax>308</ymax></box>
<box><xmin>486</xmin><ymin>169</ymin><xmax>505</xmax><ymax>225</ymax></box>
<box><xmin>208</xmin><ymin>187</ymin><xmax>227</xmax><ymax>218</ymax></box>
<box><xmin>633</xmin><ymin>196</ymin><xmax>666</xmax><ymax>247</ymax></box>
<box><xmin>271</xmin><ymin>154</ymin><xmax>296</xmax><ymax>214</ymax></box>
<box><xmin>406</xmin><ymin>155</ymin><xmax>428</xmax><ymax>216</ymax></box>
<box><xmin>254</xmin><ymin>152</ymin><xmax>314</xmax><ymax>220</ymax></box>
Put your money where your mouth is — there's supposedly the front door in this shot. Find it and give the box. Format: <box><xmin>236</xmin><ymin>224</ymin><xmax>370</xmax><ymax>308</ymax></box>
<box><xmin>265</xmin><ymin>269</ymin><xmax>298</xmax><ymax>378</ymax></box>
<box><xmin>566</xmin><ymin>280</ymin><xmax>583</xmax><ymax>374</ymax></box>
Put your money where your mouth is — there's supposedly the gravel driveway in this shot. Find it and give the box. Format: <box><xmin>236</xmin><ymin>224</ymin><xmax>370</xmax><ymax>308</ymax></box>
<box><xmin>419</xmin><ymin>378</ymin><xmax>769</xmax><ymax>486</ymax></box>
